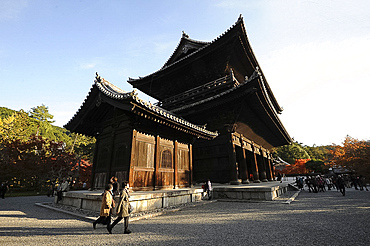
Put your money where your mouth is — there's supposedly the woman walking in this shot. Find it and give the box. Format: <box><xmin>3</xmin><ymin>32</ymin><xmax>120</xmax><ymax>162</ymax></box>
<box><xmin>93</xmin><ymin>184</ymin><xmax>115</xmax><ymax>230</ymax></box>
<box><xmin>108</xmin><ymin>182</ymin><xmax>131</xmax><ymax>234</ymax></box>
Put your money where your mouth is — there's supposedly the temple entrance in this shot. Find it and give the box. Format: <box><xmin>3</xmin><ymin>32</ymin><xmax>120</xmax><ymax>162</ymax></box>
<box><xmin>130</xmin><ymin>132</ymin><xmax>156</xmax><ymax>190</ymax></box>
<box><xmin>129</xmin><ymin>131</ymin><xmax>193</xmax><ymax>191</ymax></box>
<box><xmin>156</xmin><ymin>138</ymin><xmax>174</xmax><ymax>189</ymax></box>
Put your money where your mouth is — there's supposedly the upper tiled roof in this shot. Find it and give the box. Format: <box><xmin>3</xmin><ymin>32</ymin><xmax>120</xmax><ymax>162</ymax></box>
<box><xmin>128</xmin><ymin>15</ymin><xmax>244</xmax><ymax>83</ymax></box>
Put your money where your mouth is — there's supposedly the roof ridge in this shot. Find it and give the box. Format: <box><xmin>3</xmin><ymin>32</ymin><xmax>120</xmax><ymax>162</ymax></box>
<box><xmin>128</xmin><ymin>15</ymin><xmax>245</xmax><ymax>83</ymax></box>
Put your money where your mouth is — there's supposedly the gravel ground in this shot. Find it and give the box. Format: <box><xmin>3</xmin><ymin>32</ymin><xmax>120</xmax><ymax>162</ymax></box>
<box><xmin>0</xmin><ymin>187</ymin><xmax>369</xmax><ymax>246</ymax></box>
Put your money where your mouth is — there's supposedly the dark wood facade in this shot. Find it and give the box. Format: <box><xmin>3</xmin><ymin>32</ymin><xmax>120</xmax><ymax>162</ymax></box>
<box><xmin>128</xmin><ymin>16</ymin><xmax>292</xmax><ymax>184</ymax></box>
<box><xmin>65</xmin><ymin>74</ymin><xmax>217</xmax><ymax>190</ymax></box>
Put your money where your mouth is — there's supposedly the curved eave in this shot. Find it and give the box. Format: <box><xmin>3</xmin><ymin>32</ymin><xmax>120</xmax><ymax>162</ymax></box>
<box><xmin>63</xmin><ymin>84</ymin><xmax>98</xmax><ymax>136</ymax></box>
<box><xmin>171</xmin><ymin>76</ymin><xmax>291</xmax><ymax>146</ymax></box>
<box><xmin>65</xmin><ymin>74</ymin><xmax>218</xmax><ymax>139</ymax></box>
<box><xmin>253</xmin><ymin>78</ymin><xmax>292</xmax><ymax>145</ymax></box>
<box><xmin>237</xmin><ymin>20</ymin><xmax>284</xmax><ymax>113</ymax></box>
<box><xmin>130</xmin><ymin>102</ymin><xmax>217</xmax><ymax>140</ymax></box>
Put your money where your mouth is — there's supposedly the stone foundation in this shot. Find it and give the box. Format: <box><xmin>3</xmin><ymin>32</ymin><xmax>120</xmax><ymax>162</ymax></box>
<box><xmin>55</xmin><ymin>182</ymin><xmax>289</xmax><ymax>213</ymax></box>
<box><xmin>212</xmin><ymin>182</ymin><xmax>288</xmax><ymax>201</ymax></box>
<box><xmin>55</xmin><ymin>188</ymin><xmax>204</xmax><ymax>213</ymax></box>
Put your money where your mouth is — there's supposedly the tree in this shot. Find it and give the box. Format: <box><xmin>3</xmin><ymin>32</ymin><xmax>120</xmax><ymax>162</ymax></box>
<box><xmin>0</xmin><ymin>105</ymin><xmax>96</xmax><ymax>191</ymax></box>
<box><xmin>329</xmin><ymin>136</ymin><xmax>370</xmax><ymax>180</ymax></box>
<box><xmin>304</xmin><ymin>145</ymin><xmax>331</xmax><ymax>161</ymax></box>
<box><xmin>0</xmin><ymin>107</ymin><xmax>16</xmax><ymax>119</ymax></box>
<box><xmin>282</xmin><ymin>159</ymin><xmax>311</xmax><ymax>175</ymax></box>
<box><xmin>273</xmin><ymin>141</ymin><xmax>311</xmax><ymax>164</ymax></box>
<box><xmin>305</xmin><ymin>159</ymin><xmax>328</xmax><ymax>174</ymax></box>
<box><xmin>28</xmin><ymin>105</ymin><xmax>56</xmax><ymax>139</ymax></box>
<box><xmin>29</xmin><ymin>105</ymin><xmax>55</xmax><ymax>123</ymax></box>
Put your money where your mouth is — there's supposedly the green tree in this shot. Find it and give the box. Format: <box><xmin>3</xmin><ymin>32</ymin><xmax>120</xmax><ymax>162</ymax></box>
<box><xmin>273</xmin><ymin>141</ymin><xmax>311</xmax><ymax>164</ymax></box>
<box><xmin>305</xmin><ymin>159</ymin><xmax>328</xmax><ymax>173</ymax></box>
<box><xmin>303</xmin><ymin>145</ymin><xmax>331</xmax><ymax>161</ymax></box>
<box><xmin>0</xmin><ymin>107</ymin><xmax>16</xmax><ymax>119</ymax></box>
<box><xmin>0</xmin><ymin>105</ymin><xmax>96</xmax><ymax>191</ymax></box>
<box><xmin>29</xmin><ymin>105</ymin><xmax>55</xmax><ymax>123</ymax></box>
<box><xmin>28</xmin><ymin>105</ymin><xmax>56</xmax><ymax>139</ymax></box>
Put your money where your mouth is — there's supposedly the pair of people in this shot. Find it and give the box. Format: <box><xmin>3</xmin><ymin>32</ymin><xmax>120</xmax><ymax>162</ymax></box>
<box><xmin>93</xmin><ymin>182</ymin><xmax>131</xmax><ymax>234</ymax></box>
<box><xmin>57</xmin><ymin>179</ymin><xmax>69</xmax><ymax>202</ymax></box>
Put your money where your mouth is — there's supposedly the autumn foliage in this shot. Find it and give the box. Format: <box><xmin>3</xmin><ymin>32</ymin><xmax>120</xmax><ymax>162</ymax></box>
<box><xmin>328</xmin><ymin>136</ymin><xmax>370</xmax><ymax>180</ymax></box>
<box><xmin>0</xmin><ymin>106</ymin><xmax>94</xmax><ymax>191</ymax></box>
<box><xmin>276</xmin><ymin>136</ymin><xmax>369</xmax><ymax>180</ymax></box>
<box><xmin>281</xmin><ymin>159</ymin><xmax>311</xmax><ymax>175</ymax></box>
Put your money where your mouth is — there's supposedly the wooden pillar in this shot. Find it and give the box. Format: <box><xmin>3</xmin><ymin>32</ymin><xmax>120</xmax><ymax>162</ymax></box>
<box><xmin>154</xmin><ymin>135</ymin><xmax>160</xmax><ymax>190</ymax></box>
<box><xmin>258</xmin><ymin>148</ymin><xmax>268</xmax><ymax>182</ymax></box>
<box><xmin>252</xmin><ymin>144</ymin><xmax>261</xmax><ymax>183</ymax></box>
<box><xmin>189</xmin><ymin>144</ymin><xmax>193</xmax><ymax>187</ymax></box>
<box><xmin>108</xmin><ymin>129</ymin><xmax>116</xmax><ymax>180</ymax></box>
<box><xmin>229</xmin><ymin>133</ymin><xmax>240</xmax><ymax>185</ymax></box>
<box><xmin>128</xmin><ymin>129</ymin><xmax>137</xmax><ymax>189</ymax></box>
<box><xmin>266</xmin><ymin>153</ymin><xmax>274</xmax><ymax>181</ymax></box>
<box><xmin>173</xmin><ymin>140</ymin><xmax>178</xmax><ymax>189</ymax></box>
<box><xmin>91</xmin><ymin>137</ymin><xmax>100</xmax><ymax>188</ymax></box>
<box><xmin>240</xmin><ymin>147</ymin><xmax>250</xmax><ymax>184</ymax></box>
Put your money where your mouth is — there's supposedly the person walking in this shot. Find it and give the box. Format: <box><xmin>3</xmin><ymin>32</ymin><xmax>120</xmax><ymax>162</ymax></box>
<box><xmin>1</xmin><ymin>182</ymin><xmax>9</xmax><ymax>199</ymax></box>
<box><xmin>205</xmin><ymin>179</ymin><xmax>212</xmax><ymax>200</ymax></box>
<box><xmin>108</xmin><ymin>182</ymin><xmax>131</xmax><ymax>234</ymax></box>
<box><xmin>111</xmin><ymin>177</ymin><xmax>120</xmax><ymax>196</ymax></box>
<box><xmin>93</xmin><ymin>184</ymin><xmax>115</xmax><ymax>230</ymax></box>
<box><xmin>337</xmin><ymin>175</ymin><xmax>346</xmax><ymax>196</ymax></box>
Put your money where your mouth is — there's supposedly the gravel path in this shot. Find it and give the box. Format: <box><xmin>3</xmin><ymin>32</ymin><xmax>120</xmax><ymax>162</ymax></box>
<box><xmin>0</xmin><ymin>188</ymin><xmax>369</xmax><ymax>245</ymax></box>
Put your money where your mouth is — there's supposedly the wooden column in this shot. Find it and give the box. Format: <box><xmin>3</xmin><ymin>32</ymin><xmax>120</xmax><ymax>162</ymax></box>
<box><xmin>173</xmin><ymin>140</ymin><xmax>178</xmax><ymax>189</ymax></box>
<box><xmin>229</xmin><ymin>133</ymin><xmax>240</xmax><ymax>185</ymax></box>
<box><xmin>189</xmin><ymin>144</ymin><xmax>193</xmax><ymax>187</ymax></box>
<box><xmin>258</xmin><ymin>148</ymin><xmax>268</xmax><ymax>182</ymax></box>
<box><xmin>128</xmin><ymin>129</ymin><xmax>137</xmax><ymax>189</ymax></box>
<box><xmin>91</xmin><ymin>137</ymin><xmax>100</xmax><ymax>188</ymax></box>
<box><xmin>154</xmin><ymin>135</ymin><xmax>160</xmax><ymax>190</ymax></box>
<box><xmin>266</xmin><ymin>153</ymin><xmax>274</xmax><ymax>181</ymax></box>
<box><xmin>252</xmin><ymin>144</ymin><xmax>261</xmax><ymax>183</ymax></box>
<box><xmin>240</xmin><ymin>146</ymin><xmax>250</xmax><ymax>184</ymax></box>
<box><xmin>108</xmin><ymin>129</ymin><xmax>116</xmax><ymax>180</ymax></box>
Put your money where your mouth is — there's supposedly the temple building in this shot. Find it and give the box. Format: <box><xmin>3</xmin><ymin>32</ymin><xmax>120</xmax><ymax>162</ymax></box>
<box><xmin>65</xmin><ymin>74</ymin><xmax>217</xmax><ymax>190</ymax></box>
<box><xmin>128</xmin><ymin>15</ymin><xmax>292</xmax><ymax>184</ymax></box>
<box><xmin>65</xmin><ymin>15</ymin><xmax>291</xmax><ymax>190</ymax></box>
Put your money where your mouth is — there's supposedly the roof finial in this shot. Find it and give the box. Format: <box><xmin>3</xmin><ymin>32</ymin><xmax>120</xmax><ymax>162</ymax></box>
<box><xmin>95</xmin><ymin>72</ymin><xmax>101</xmax><ymax>82</ymax></box>
<box><xmin>237</xmin><ymin>14</ymin><xmax>243</xmax><ymax>22</ymax></box>
<box><xmin>182</xmin><ymin>31</ymin><xmax>189</xmax><ymax>38</ymax></box>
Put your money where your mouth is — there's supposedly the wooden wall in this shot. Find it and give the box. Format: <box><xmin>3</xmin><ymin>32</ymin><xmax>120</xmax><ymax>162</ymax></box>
<box><xmin>129</xmin><ymin>130</ymin><xmax>192</xmax><ymax>191</ymax></box>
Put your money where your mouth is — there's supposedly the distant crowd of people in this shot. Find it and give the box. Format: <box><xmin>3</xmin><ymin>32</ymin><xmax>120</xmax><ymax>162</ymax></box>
<box><xmin>294</xmin><ymin>174</ymin><xmax>368</xmax><ymax>196</ymax></box>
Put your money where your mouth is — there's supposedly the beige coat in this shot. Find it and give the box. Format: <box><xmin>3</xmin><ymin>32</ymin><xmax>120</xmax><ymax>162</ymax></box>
<box><xmin>116</xmin><ymin>189</ymin><xmax>130</xmax><ymax>218</ymax></box>
<box><xmin>100</xmin><ymin>190</ymin><xmax>114</xmax><ymax>217</ymax></box>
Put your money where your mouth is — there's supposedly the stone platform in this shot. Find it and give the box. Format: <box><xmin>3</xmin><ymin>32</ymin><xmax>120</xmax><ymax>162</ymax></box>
<box><xmin>56</xmin><ymin>181</ymin><xmax>289</xmax><ymax>214</ymax></box>
<box><xmin>212</xmin><ymin>181</ymin><xmax>289</xmax><ymax>201</ymax></box>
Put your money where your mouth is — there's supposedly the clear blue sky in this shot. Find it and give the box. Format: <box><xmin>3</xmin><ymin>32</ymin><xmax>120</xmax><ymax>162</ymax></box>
<box><xmin>1</xmin><ymin>0</ymin><xmax>369</xmax><ymax>146</ymax></box>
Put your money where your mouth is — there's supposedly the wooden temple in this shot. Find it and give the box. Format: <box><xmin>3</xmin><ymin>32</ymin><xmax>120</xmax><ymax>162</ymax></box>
<box><xmin>66</xmin><ymin>15</ymin><xmax>291</xmax><ymax>190</ymax></box>
<box><xmin>65</xmin><ymin>74</ymin><xmax>217</xmax><ymax>190</ymax></box>
<box><xmin>128</xmin><ymin>15</ymin><xmax>292</xmax><ymax>184</ymax></box>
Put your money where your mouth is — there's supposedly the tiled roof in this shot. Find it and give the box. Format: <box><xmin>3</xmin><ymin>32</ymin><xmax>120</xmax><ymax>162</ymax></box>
<box><xmin>65</xmin><ymin>73</ymin><xmax>218</xmax><ymax>138</ymax></box>
<box><xmin>128</xmin><ymin>15</ymin><xmax>244</xmax><ymax>83</ymax></box>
